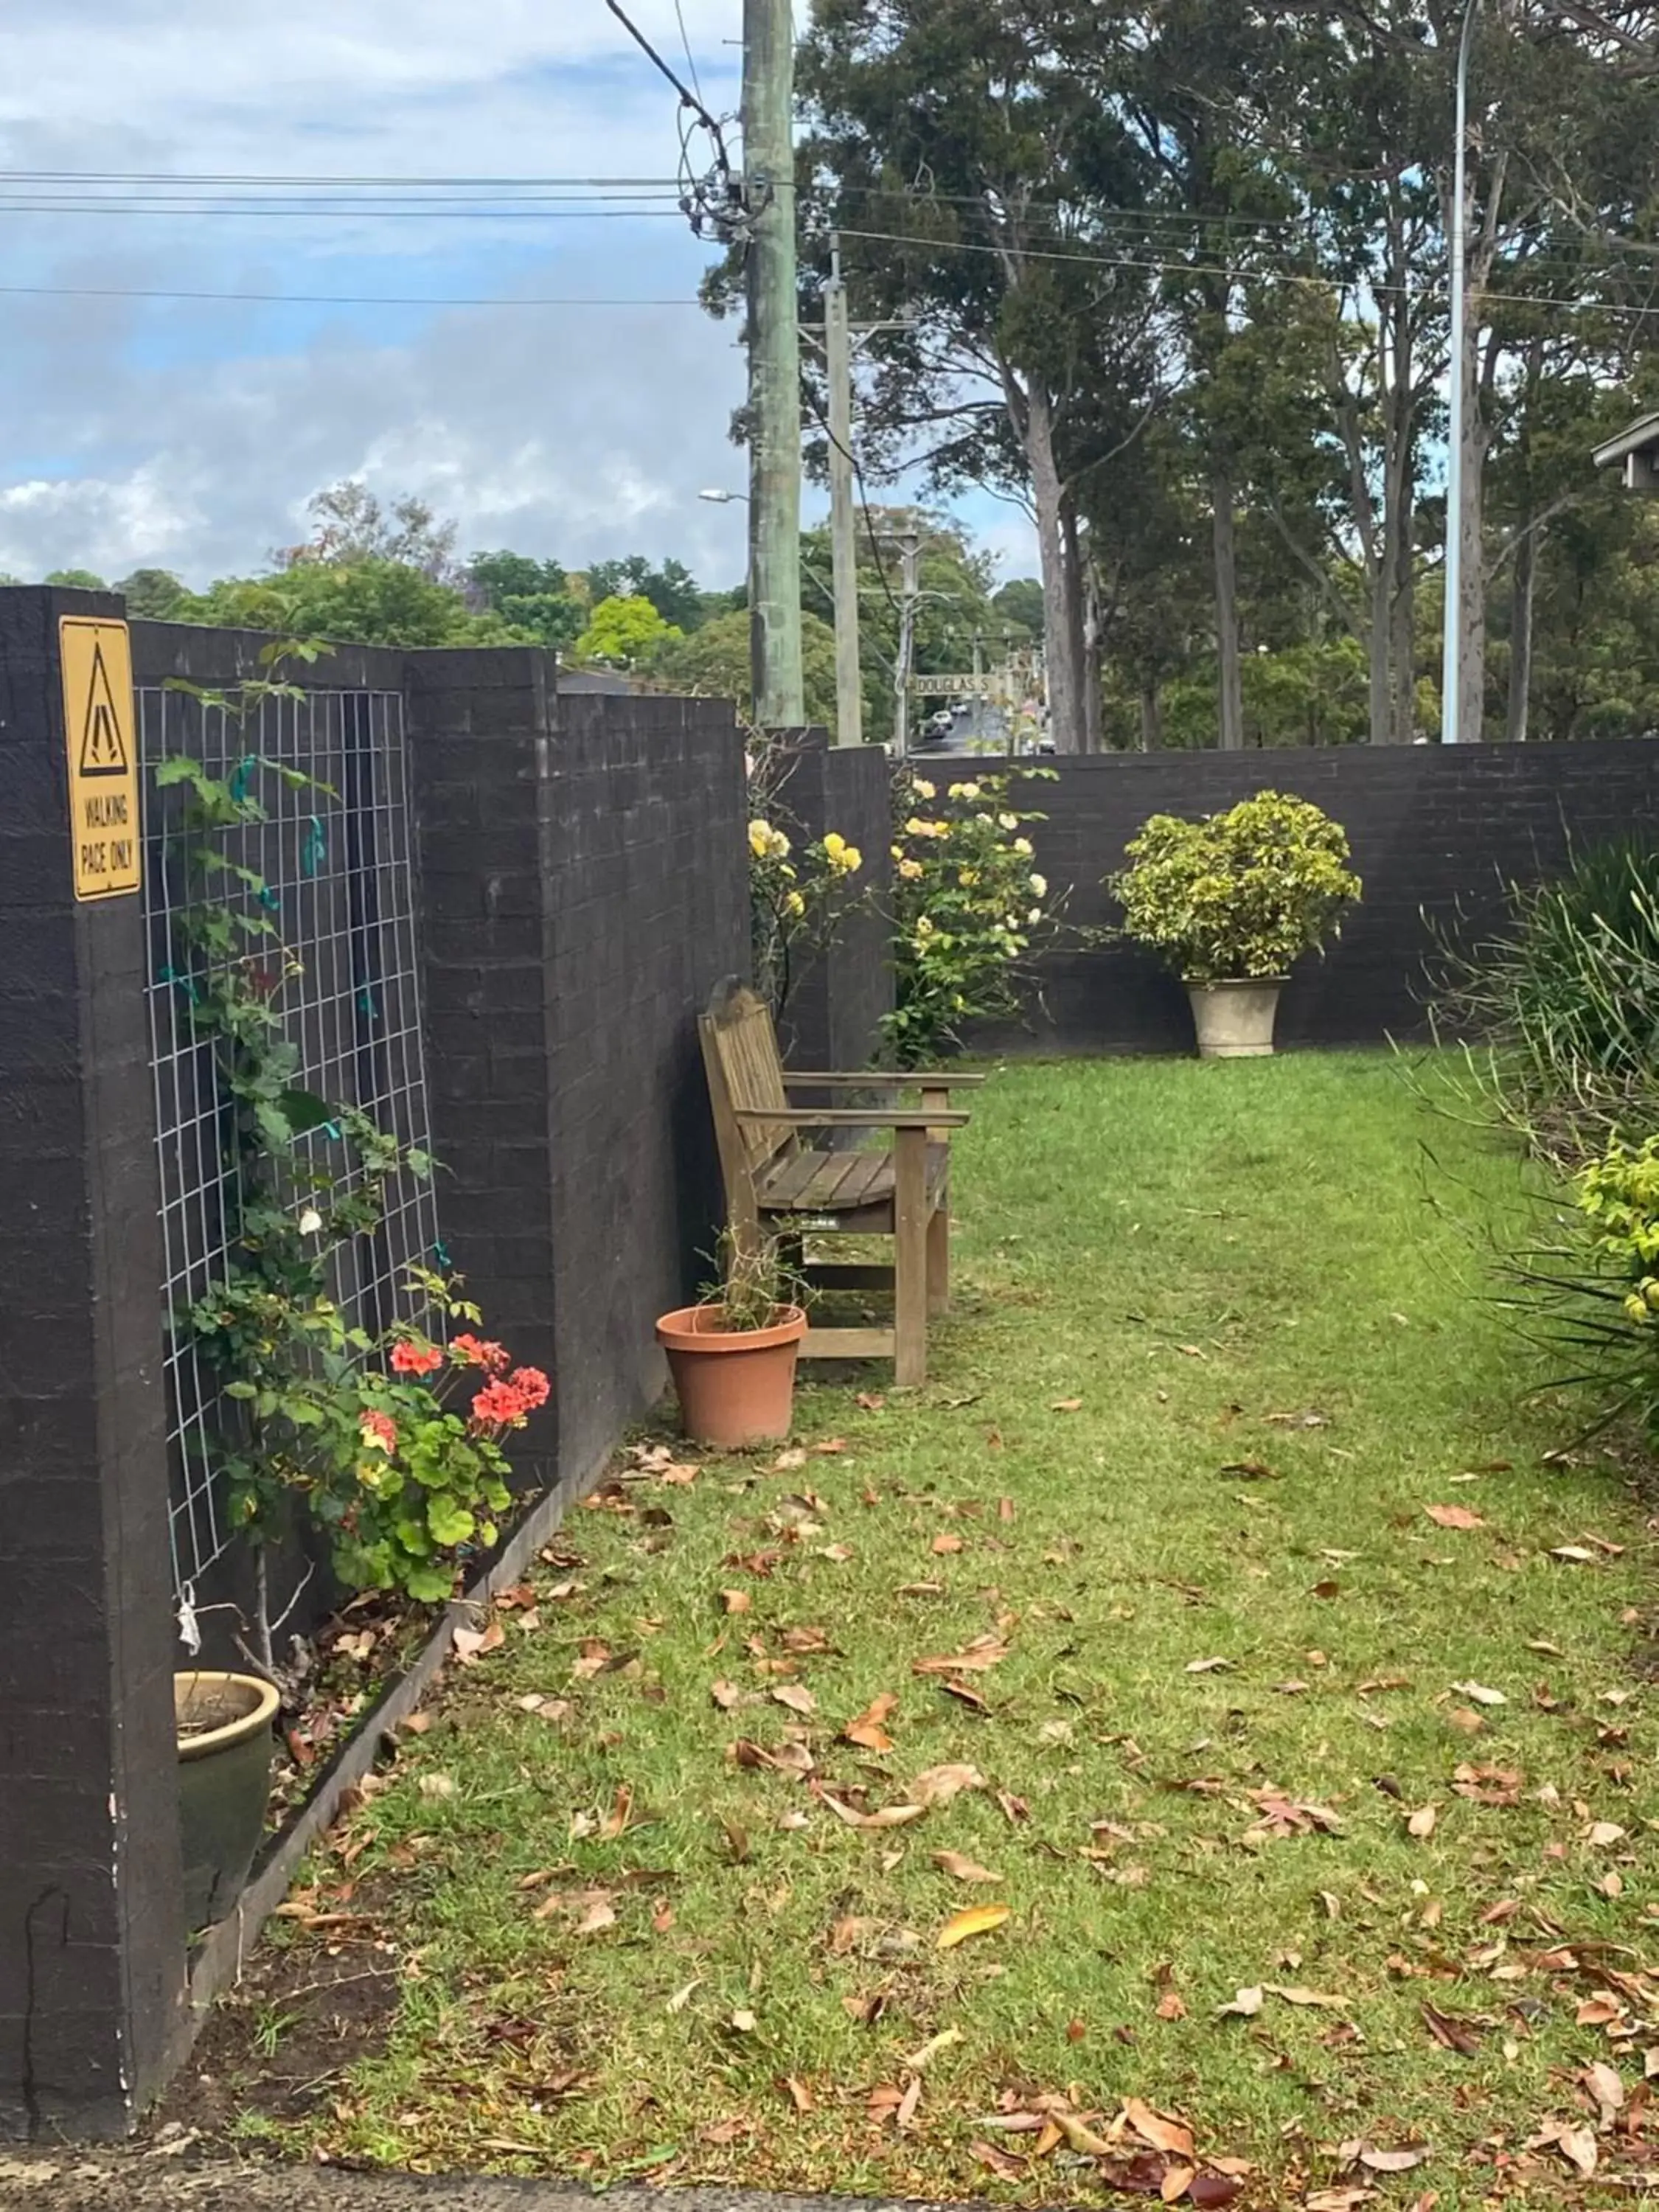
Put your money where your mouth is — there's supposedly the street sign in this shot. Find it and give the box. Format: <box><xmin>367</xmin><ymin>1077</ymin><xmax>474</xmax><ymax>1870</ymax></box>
<box><xmin>60</xmin><ymin>616</ymin><xmax>142</xmax><ymax>901</ymax></box>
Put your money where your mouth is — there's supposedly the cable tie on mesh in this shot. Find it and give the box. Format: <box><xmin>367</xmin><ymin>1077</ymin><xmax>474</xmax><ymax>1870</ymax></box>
<box><xmin>259</xmin><ymin>886</ymin><xmax>280</xmax><ymax>912</ymax></box>
<box><xmin>302</xmin><ymin>815</ymin><xmax>327</xmax><ymax>877</ymax></box>
<box><xmin>229</xmin><ymin>753</ymin><xmax>258</xmax><ymax>803</ymax></box>
<box><xmin>433</xmin><ymin>1241</ymin><xmax>453</xmax><ymax>1267</ymax></box>
<box><xmin>322</xmin><ymin>1121</ymin><xmax>342</xmax><ymax>1141</ymax></box>
<box><xmin>358</xmin><ymin>987</ymin><xmax>380</xmax><ymax>1022</ymax></box>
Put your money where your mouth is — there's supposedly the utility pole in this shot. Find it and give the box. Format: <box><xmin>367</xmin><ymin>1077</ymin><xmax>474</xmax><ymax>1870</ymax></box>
<box><xmin>1441</xmin><ymin>0</ymin><xmax>1481</xmax><ymax>747</ymax></box>
<box><xmin>823</xmin><ymin>236</ymin><xmax>863</xmax><ymax>748</ymax></box>
<box><xmin>742</xmin><ymin>0</ymin><xmax>804</xmax><ymax>728</ymax></box>
<box><xmin>891</xmin><ymin>529</ymin><xmax>922</xmax><ymax>759</ymax></box>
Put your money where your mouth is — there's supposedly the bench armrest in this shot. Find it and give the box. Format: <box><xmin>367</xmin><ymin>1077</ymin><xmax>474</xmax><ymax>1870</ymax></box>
<box><xmin>783</xmin><ymin>1069</ymin><xmax>987</xmax><ymax>1089</ymax></box>
<box><xmin>732</xmin><ymin>1107</ymin><xmax>970</xmax><ymax>1130</ymax></box>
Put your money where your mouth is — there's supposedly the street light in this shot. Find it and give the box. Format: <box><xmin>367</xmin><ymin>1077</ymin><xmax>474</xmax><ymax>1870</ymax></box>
<box><xmin>699</xmin><ymin>488</ymin><xmax>748</xmax><ymax>505</ymax></box>
<box><xmin>1441</xmin><ymin>0</ymin><xmax>1481</xmax><ymax>747</ymax></box>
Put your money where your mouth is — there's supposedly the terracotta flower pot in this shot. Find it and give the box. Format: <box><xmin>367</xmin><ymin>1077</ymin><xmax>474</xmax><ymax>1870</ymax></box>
<box><xmin>1186</xmin><ymin>978</ymin><xmax>1286</xmax><ymax>1060</ymax></box>
<box><xmin>175</xmin><ymin>1670</ymin><xmax>281</xmax><ymax>1932</ymax></box>
<box><xmin>656</xmin><ymin>1303</ymin><xmax>808</xmax><ymax>1450</ymax></box>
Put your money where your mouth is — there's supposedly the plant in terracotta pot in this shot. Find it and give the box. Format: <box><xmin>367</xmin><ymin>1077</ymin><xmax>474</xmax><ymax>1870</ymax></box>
<box><xmin>656</xmin><ymin>1235</ymin><xmax>808</xmax><ymax>1450</ymax></box>
<box><xmin>1110</xmin><ymin>791</ymin><xmax>1363</xmax><ymax>1058</ymax></box>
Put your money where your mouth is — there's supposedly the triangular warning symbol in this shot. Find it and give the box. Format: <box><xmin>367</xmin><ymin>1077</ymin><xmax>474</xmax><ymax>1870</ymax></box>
<box><xmin>78</xmin><ymin>640</ymin><xmax>130</xmax><ymax>776</ymax></box>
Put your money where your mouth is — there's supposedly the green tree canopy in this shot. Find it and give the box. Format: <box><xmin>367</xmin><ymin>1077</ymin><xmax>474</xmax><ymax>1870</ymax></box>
<box><xmin>655</xmin><ymin>606</ymin><xmax>839</xmax><ymax>729</ymax></box>
<box><xmin>572</xmin><ymin>593</ymin><xmax>682</xmax><ymax>667</ymax></box>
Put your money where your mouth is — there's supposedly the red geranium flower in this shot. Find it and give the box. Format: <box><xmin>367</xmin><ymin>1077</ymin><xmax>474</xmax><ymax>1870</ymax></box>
<box><xmin>451</xmin><ymin>1333</ymin><xmax>509</xmax><ymax>1371</ymax></box>
<box><xmin>391</xmin><ymin>1338</ymin><xmax>444</xmax><ymax>1377</ymax></box>
<box><xmin>507</xmin><ymin>1366</ymin><xmax>549</xmax><ymax>1412</ymax></box>
<box><xmin>470</xmin><ymin>1379</ymin><xmax>529</xmax><ymax>1428</ymax></box>
<box><xmin>359</xmin><ymin>1410</ymin><xmax>399</xmax><ymax>1455</ymax></box>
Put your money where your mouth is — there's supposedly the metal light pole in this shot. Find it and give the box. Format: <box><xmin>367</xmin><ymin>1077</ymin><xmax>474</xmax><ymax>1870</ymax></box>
<box><xmin>1440</xmin><ymin>0</ymin><xmax>1481</xmax><ymax>747</ymax></box>
<box><xmin>742</xmin><ymin>0</ymin><xmax>805</xmax><ymax>729</ymax></box>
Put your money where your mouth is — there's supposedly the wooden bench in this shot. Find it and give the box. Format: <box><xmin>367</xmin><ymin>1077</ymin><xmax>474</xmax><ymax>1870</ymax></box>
<box><xmin>699</xmin><ymin>979</ymin><xmax>980</xmax><ymax>1385</ymax></box>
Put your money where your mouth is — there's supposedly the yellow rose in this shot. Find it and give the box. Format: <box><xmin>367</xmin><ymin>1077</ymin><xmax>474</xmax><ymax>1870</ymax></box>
<box><xmin>999</xmin><ymin>813</ymin><xmax>1020</xmax><ymax>832</ymax></box>
<box><xmin>911</xmin><ymin>777</ymin><xmax>936</xmax><ymax>799</ymax></box>
<box><xmin>835</xmin><ymin>844</ymin><xmax>863</xmax><ymax>874</ymax></box>
<box><xmin>748</xmin><ymin>818</ymin><xmax>773</xmax><ymax>858</ymax></box>
<box><xmin>1029</xmin><ymin>872</ymin><xmax>1048</xmax><ymax>897</ymax></box>
<box><xmin>785</xmin><ymin>889</ymin><xmax>806</xmax><ymax>917</ymax></box>
<box><xmin>898</xmin><ymin>858</ymin><xmax>924</xmax><ymax>880</ymax></box>
<box><xmin>822</xmin><ymin>832</ymin><xmax>847</xmax><ymax>860</ymax></box>
<box><xmin>958</xmin><ymin>868</ymin><xmax>980</xmax><ymax>888</ymax></box>
<box><xmin>1013</xmin><ymin>836</ymin><xmax>1034</xmax><ymax>857</ymax></box>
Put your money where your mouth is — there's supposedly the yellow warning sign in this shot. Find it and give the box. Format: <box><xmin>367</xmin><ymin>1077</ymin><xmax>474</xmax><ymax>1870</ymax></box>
<box><xmin>60</xmin><ymin>617</ymin><xmax>142</xmax><ymax>901</ymax></box>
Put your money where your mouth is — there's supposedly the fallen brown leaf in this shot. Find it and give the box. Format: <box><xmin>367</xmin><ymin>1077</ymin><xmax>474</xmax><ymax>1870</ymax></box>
<box><xmin>937</xmin><ymin>1903</ymin><xmax>1012</xmax><ymax>1948</ymax></box>
<box><xmin>910</xmin><ymin>1762</ymin><xmax>986</xmax><ymax>1807</ymax></box>
<box><xmin>1123</xmin><ymin>2098</ymin><xmax>1194</xmax><ymax>2160</ymax></box>
<box><xmin>1425</xmin><ymin>1503</ymin><xmax>1485</xmax><ymax>1531</ymax></box>
<box><xmin>913</xmin><ymin>1641</ymin><xmax>1011</xmax><ymax>1676</ymax></box>
<box><xmin>933</xmin><ymin>1848</ymin><xmax>1002</xmax><ymax>1883</ymax></box>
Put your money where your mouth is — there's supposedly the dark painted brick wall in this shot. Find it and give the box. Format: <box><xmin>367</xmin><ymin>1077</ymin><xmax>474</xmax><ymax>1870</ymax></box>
<box><xmin>771</xmin><ymin>730</ymin><xmax>895</xmax><ymax>1070</ymax></box>
<box><xmin>407</xmin><ymin>659</ymin><xmax>750</xmax><ymax>1498</ymax></box>
<box><xmin>543</xmin><ymin>689</ymin><xmax>750</xmax><ymax>1481</ymax></box>
<box><xmin>0</xmin><ymin>589</ymin><xmax>187</xmax><ymax>2137</ymax></box>
<box><xmin>970</xmin><ymin>743</ymin><xmax>1659</xmax><ymax>1054</ymax></box>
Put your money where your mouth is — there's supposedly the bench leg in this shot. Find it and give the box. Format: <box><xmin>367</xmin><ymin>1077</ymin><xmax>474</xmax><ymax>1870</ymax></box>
<box><xmin>928</xmin><ymin>1197</ymin><xmax>950</xmax><ymax>1318</ymax></box>
<box><xmin>894</xmin><ymin>1127</ymin><xmax>928</xmax><ymax>1388</ymax></box>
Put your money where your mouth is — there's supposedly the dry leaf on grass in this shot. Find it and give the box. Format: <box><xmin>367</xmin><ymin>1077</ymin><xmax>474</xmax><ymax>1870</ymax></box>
<box><xmin>1266</xmin><ymin>1984</ymin><xmax>1349</xmax><ymax>2009</ymax></box>
<box><xmin>771</xmin><ymin>1683</ymin><xmax>816</xmax><ymax>1717</ymax></box>
<box><xmin>911</xmin><ymin>1761</ymin><xmax>987</xmax><ymax>1807</ymax></box>
<box><xmin>452</xmin><ymin>1619</ymin><xmax>504</xmax><ymax>1665</ymax></box>
<box><xmin>903</xmin><ymin>2027</ymin><xmax>964</xmax><ymax>2070</ymax></box>
<box><xmin>417</xmin><ymin>1773</ymin><xmax>455</xmax><ymax>1801</ymax></box>
<box><xmin>720</xmin><ymin>1589</ymin><xmax>752</xmax><ymax>1615</ymax></box>
<box><xmin>1354</xmin><ymin>2144</ymin><xmax>1429</xmax><ymax>2174</ymax></box>
<box><xmin>1407</xmin><ymin>1804</ymin><xmax>1439</xmax><ymax>1839</ymax></box>
<box><xmin>573</xmin><ymin>1893</ymin><xmax>617</xmax><ymax>1936</ymax></box>
<box><xmin>937</xmin><ymin>1903</ymin><xmax>1012</xmax><ymax>1948</ymax></box>
<box><xmin>599</xmin><ymin>1784</ymin><xmax>634</xmax><ymax>1840</ymax></box>
<box><xmin>819</xmin><ymin>1790</ymin><xmax>926</xmax><ymax>1832</ymax></box>
<box><xmin>972</xmin><ymin>2140</ymin><xmax>1028</xmax><ymax>2180</ymax></box>
<box><xmin>1425</xmin><ymin>1503</ymin><xmax>1485</xmax><ymax>1531</ymax></box>
<box><xmin>1218</xmin><ymin>1986</ymin><xmax>1264</xmax><ymax>2018</ymax></box>
<box><xmin>1451</xmin><ymin>1679</ymin><xmax>1506</xmax><ymax>1706</ymax></box>
<box><xmin>1185</xmin><ymin>1655</ymin><xmax>1234</xmax><ymax>1674</ymax></box>
<box><xmin>843</xmin><ymin>1692</ymin><xmax>900</xmax><ymax>1752</ymax></box>
<box><xmin>1052</xmin><ymin>1397</ymin><xmax>1084</xmax><ymax>1412</ymax></box>
<box><xmin>933</xmin><ymin>1849</ymin><xmax>1002</xmax><ymax>1883</ymax></box>
<box><xmin>913</xmin><ymin>1639</ymin><xmax>1011</xmax><ymax>1676</ymax></box>
<box><xmin>1550</xmin><ymin>1545</ymin><xmax>1598</xmax><ymax>1565</ymax></box>
<box><xmin>1122</xmin><ymin>2098</ymin><xmax>1195</xmax><ymax>2161</ymax></box>
<box><xmin>931</xmin><ymin>1532</ymin><xmax>965</xmax><ymax>1556</ymax></box>
<box><xmin>1422</xmin><ymin>2003</ymin><xmax>1482</xmax><ymax>2055</ymax></box>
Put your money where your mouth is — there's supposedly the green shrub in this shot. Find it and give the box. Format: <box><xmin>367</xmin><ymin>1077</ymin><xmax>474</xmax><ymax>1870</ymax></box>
<box><xmin>1428</xmin><ymin>838</ymin><xmax>1659</xmax><ymax>1166</ymax></box>
<box><xmin>1109</xmin><ymin>791</ymin><xmax>1362</xmax><ymax>984</ymax></box>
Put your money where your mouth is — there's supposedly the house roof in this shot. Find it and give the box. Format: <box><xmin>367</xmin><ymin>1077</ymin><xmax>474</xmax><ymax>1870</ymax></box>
<box><xmin>1593</xmin><ymin>411</ymin><xmax>1659</xmax><ymax>469</ymax></box>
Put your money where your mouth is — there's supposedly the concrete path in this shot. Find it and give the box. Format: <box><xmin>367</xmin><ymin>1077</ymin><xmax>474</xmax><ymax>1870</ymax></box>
<box><xmin>0</xmin><ymin>2146</ymin><xmax>973</xmax><ymax>2212</ymax></box>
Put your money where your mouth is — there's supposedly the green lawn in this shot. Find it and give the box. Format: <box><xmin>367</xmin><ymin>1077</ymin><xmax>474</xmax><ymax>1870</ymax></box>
<box><xmin>209</xmin><ymin>1054</ymin><xmax>1659</xmax><ymax>2208</ymax></box>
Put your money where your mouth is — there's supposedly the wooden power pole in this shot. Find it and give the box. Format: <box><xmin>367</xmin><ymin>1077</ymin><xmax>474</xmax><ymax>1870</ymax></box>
<box><xmin>742</xmin><ymin>0</ymin><xmax>804</xmax><ymax>728</ymax></box>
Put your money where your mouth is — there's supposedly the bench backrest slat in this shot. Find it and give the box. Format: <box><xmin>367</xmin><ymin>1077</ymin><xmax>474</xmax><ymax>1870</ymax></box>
<box><xmin>700</xmin><ymin>979</ymin><xmax>796</xmax><ymax>1218</ymax></box>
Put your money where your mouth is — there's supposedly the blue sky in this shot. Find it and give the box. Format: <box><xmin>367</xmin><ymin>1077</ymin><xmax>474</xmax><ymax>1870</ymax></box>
<box><xmin>0</xmin><ymin>1</ymin><xmax>1036</xmax><ymax>590</ymax></box>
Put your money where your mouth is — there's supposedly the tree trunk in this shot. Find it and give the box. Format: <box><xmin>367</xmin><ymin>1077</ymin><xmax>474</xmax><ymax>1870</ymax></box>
<box><xmin>1505</xmin><ymin>522</ymin><xmax>1537</xmax><ymax>745</ymax></box>
<box><xmin>1025</xmin><ymin>382</ymin><xmax>1082</xmax><ymax>754</ymax></box>
<box><xmin>1367</xmin><ymin>563</ymin><xmax>1392</xmax><ymax>749</ymax></box>
<box><xmin>1138</xmin><ymin>677</ymin><xmax>1161</xmax><ymax>751</ymax></box>
<box><xmin>1063</xmin><ymin>507</ymin><xmax>1104</xmax><ymax>754</ymax></box>
<box><xmin>1211</xmin><ymin>465</ymin><xmax>1245</xmax><ymax>751</ymax></box>
<box><xmin>1388</xmin><ymin>483</ymin><xmax>1417</xmax><ymax>745</ymax></box>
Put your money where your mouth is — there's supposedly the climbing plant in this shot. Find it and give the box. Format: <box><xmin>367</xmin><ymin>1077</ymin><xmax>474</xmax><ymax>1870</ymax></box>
<box><xmin>160</xmin><ymin>646</ymin><xmax>545</xmax><ymax>1670</ymax></box>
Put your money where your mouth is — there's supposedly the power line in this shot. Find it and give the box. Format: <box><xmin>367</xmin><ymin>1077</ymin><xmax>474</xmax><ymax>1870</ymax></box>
<box><xmin>672</xmin><ymin>0</ymin><xmax>706</xmax><ymax>105</ymax></box>
<box><xmin>0</xmin><ymin>170</ymin><xmax>684</xmax><ymax>187</ymax></box>
<box><xmin>0</xmin><ymin>203</ymin><xmax>691</xmax><ymax>221</ymax></box>
<box><xmin>0</xmin><ymin>281</ymin><xmax>703</xmax><ymax>308</ymax></box>
<box><xmin>832</xmin><ymin>223</ymin><xmax>1659</xmax><ymax>318</ymax></box>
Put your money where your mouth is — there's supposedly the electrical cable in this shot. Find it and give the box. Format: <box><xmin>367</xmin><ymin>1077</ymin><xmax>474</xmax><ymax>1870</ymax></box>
<box><xmin>0</xmin><ymin>281</ymin><xmax>703</xmax><ymax>308</ymax></box>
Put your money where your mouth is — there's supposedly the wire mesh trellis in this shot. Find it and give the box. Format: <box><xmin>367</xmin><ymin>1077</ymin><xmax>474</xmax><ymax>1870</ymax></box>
<box><xmin>139</xmin><ymin>677</ymin><xmax>442</xmax><ymax>1607</ymax></box>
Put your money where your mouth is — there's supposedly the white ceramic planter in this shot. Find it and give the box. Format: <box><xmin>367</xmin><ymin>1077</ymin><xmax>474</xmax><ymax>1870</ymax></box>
<box><xmin>1187</xmin><ymin>979</ymin><xmax>1285</xmax><ymax>1060</ymax></box>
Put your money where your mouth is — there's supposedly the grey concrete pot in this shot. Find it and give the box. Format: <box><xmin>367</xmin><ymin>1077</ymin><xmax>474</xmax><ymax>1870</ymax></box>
<box><xmin>1186</xmin><ymin>979</ymin><xmax>1286</xmax><ymax>1059</ymax></box>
